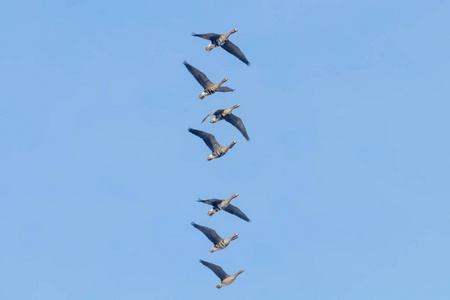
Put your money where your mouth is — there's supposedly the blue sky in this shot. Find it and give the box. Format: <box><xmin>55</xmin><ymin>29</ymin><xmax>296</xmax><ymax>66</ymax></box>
<box><xmin>1</xmin><ymin>0</ymin><xmax>449</xmax><ymax>299</ymax></box>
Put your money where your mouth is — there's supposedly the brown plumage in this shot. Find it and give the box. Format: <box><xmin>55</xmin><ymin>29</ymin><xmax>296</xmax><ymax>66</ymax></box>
<box><xmin>200</xmin><ymin>260</ymin><xmax>244</xmax><ymax>289</ymax></box>
<box><xmin>202</xmin><ymin>104</ymin><xmax>250</xmax><ymax>141</ymax></box>
<box><xmin>192</xmin><ymin>29</ymin><xmax>250</xmax><ymax>66</ymax></box>
<box><xmin>188</xmin><ymin>128</ymin><xmax>237</xmax><ymax>161</ymax></box>
<box><xmin>183</xmin><ymin>61</ymin><xmax>234</xmax><ymax>99</ymax></box>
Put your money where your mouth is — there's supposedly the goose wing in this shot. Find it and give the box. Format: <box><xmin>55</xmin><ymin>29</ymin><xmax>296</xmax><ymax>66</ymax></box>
<box><xmin>197</xmin><ymin>198</ymin><xmax>222</xmax><ymax>207</ymax></box>
<box><xmin>200</xmin><ymin>260</ymin><xmax>228</xmax><ymax>281</ymax></box>
<box><xmin>225</xmin><ymin>114</ymin><xmax>250</xmax><ymax>141</ymax></box>
<box><xmin>188</xmin><ymin>128</ymin><xmax>220</xmax><ymax>151</ymax></box>
<box><xmin>221</xmin><ymin>40</ymin><xmax>250</xmax><ymax>66</ymax></box>
<box><xmin>183</xmin><ymin>61</ymin><xmax>212</xmax><ymax>89</ymax></box>
<box><xmin>216</xmin><ymin>86</ymin><xmax>235</xmax><ymax>93</ymax></box>
<box><xmin>191</xmin><ymin>222</ymin><xmax>222</xmax><ymax>245</ymax></box>
<box><xmin>201</xmin><ymin>109</ymin><xmax>224</xmax><ymax>123</ymax></box>
<box><xmin>192</xmin><ymin>32</ymin><xmax>221</xmax><ymax>41</ymax></box>
<box><xmin>223</xmin><ymin>204</ymin><xmax>250</xmax><ymax>222</ymax></box>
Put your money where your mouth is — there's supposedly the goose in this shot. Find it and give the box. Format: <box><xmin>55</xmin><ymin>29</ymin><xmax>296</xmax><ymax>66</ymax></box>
<box><xmin>197</xmin><ymin>194</ymin><xmax>250</xmax><ymax>222</ymax></box>
<box><xmin>202</xmin><ymin>104</ymin><xmax>250</xmax><ymax>141</ymax></box>
<box><xmin>192</xmin><ymin>29</ymin><xmax>250</xmax><ymax>66</ymax></box>
<box><xmin>188</xmin><ymin>128</ymin><xmax>237</xmax><ymax>161</ymax></box>
<box><xmin>183</xmin><ymin>61</ymin><xmax>234</xmax><ymax>99</ymax></box>
<box><xmin>200</xmin><ymin>260</ymin><xmax>244</xmax><ymax>289</ymax></box>
<box><xmin>191</xmin><ymin>222</ymin><xmax>239</xmax><ymax>253</ymax></box>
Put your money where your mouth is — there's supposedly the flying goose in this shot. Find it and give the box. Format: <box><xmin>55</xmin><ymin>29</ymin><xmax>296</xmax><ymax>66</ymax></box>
<box><xmin>188</xmin><ymin>128</ymin><xmax>237</xmax><ymax>161</ymax></box>
<box><xmin>192</xmin><ymin>29</ymin><xmax>250</xmax><ymax>66</ymax></box>
<box><xmin>202</xmin><ymin>104</ymin><xmax>250</xmax><ymax>141</ymax></box>
<box><xmin>197</xmin><ymin>194</ymin><xmax>250</xmax><ymax>222</ymax></box>
<box><xmin>200</xmin><ymin>260</ymin><xmax>244</xmax><ymax>289</ymax></box>
<box><xmin>191</xmin><ymin>222</ymin><xmax>239</xmax><ymax>253</ymax></box>
<box><xmin>183</xmin><ymin>61</ymin><xmax>234</xmax><ymax>99</ymax></box>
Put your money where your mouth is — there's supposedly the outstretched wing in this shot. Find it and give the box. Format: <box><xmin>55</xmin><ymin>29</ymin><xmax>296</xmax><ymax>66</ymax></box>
<box><xmin>216</xmin><ymin>86</ymin><xmax>235</xmax><ymax>93</ymax></box>
<box><xmin>192</xmin><ymin>32</ymin><xmax>221</xmax><ymax>41</ymax></box>
<box><xmin>197</xmin><ymin>198</ymin><xmax>222</xmax><ymax>207</ymax></box>
<box><xmin>183</xmin><ymin>61</ymin><xmax>212</xmax><ymax>89</ymax></box>
<box><xmin>200</xmin><ymin>260</ymin><xmax>228</xmax><ymax>281</ymax></box>
<box><xmin>223</xmin><ymin>204</ymin><xmax>250</xmax><ymax>222</ymax></box>
<box><xmin>188</xmin><ymin>128</ymin><xmax>220</xmax><ymax>151</ymax></box>
<box><xmin>201</xmin><ymin>109</ymin><xmax>223</xmax><ymax>123</ymax></box>
<box><xmin>225</xmin><ymin>114</ymin><xmax>250</xmax><ymax>141</ymax></box>
<box><xmin>221</xmin><ymin>40</ymin><xmax>250</xmax><ymax>66</ymax></box>
<box><xmin>191</xmin><ymin>222</ymin><xmax>222</xmax><ymax>245</ymax></box>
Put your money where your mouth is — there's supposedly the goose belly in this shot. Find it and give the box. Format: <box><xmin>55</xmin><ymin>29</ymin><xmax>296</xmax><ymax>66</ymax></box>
<box><xmin>220</xmin><ymin>277</ymin><xmax>236</xmax><ymax>287</ymax></box>
<box><xmin>215</xmin><ymin>37</ymin><xmax>227</xmax><ymax>47</ymax></box>
<box><xmin>211</xmin><ymin>240</ymin><xmax>229</xmax><ymax>252</ymax></box>
<box><xmin>212</xmin><ymin>148</ymin><xmax>226</xmax><ymax>159</ymax></box>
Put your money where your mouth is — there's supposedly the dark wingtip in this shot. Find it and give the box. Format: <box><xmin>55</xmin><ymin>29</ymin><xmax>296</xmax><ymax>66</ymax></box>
<box><xmin>197</xmin><ymin>198</ymin><xmax>204</xmax><ymax>202</ymax></box>
<box><xmin>183</xmin><ymin>60</ymin><xmax>188</xmax><ymax>65</ymax></box>
<box><xmin>191</xmin><ymin>221</ymin><xmax>196</xmax><ymax>226</ymax></box>
<box><xmin>192</xmin><ymin>32</ymin><xmax>198</xmax><ymax>36</ymax></box>
<box><xmin>188</xmin><ymin>128</ymin><xmax>193</xmax><ymax>132</ymax></box>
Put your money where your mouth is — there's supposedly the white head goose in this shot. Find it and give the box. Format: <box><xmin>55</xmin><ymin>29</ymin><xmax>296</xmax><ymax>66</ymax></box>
<box><xmin>192</xmin><ymin>29</ymin><xmax>250</xmax><ymax>66</ymax></box>
<box><xmin>197</xmin><ymin>194</ymin><xmax>250</xmax><ymax>222</ymax></box>
<box><xmin>200</xmin><ymin>260</ymin><xmax>244</xmax><ymax>289</ymax></box>
<box><xmin>191</xmin><ymin>222</ymin><xmax>239</xmax><ymax>253</ymax></box>
<box><xmin>202</xmin><ymin>104</ymin><xmax>250</xmax><ymax>141</ymax></box>
<box><xmin>183</xmin><ymin>61</ymin><xmax>234</xmax><ymax>99</ymax></box>
<box><xmin>188</xmin><ymin>128</ymin><xmax>237</xmax><ymax>161</ymax></box>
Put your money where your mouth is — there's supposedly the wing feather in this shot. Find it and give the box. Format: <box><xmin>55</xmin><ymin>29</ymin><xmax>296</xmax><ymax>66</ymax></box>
<box><xmin>192</xmin><ymin>33</ymin><xmax>221</xmax><ymax>41</ymax></box>
<box><xmin>201</xmin><ymin>109</ymin><xmax>220</xmax><ymax>123</ymax></box>
<box><xmin>221</xmin><ymin>40</ymin><xmax>250</xmax><ymax>66</ymax></box>
<box><xmin>191</xmin><ymin>222</ymin><xmax>222</xmax><ymax>245</ymax></box>
<box><xmin>197</xmin><ymin>198</ymin><xmax>222</xmax><ymax>206</ymax></box>
<box><xmin>225</xmin><ymin>114</ymin><xmax>250</xmax><ymax>140</ymax></box>
<box><xmin>183</xmin><ymin>61</ymin><xmax>212</xmax><ymax>88</ymax></box>
<box><xmin>200</xmin><ymin>260</ymin><xmax>228</xmax><ymax>281</ymax></box>
<box><xmin>188</xmin><ymin>128</ymin><xmax>220</xmax><ymax>151</ymax></box>
<box><xmin>216</xmin><ymin>86</ymin><xmax>235</xmax><ymax>93</ymax></box>
<box><xmin>223</xmin><ymin>204</ymin><xmax>250</xmax><ymax>222</ymax></box>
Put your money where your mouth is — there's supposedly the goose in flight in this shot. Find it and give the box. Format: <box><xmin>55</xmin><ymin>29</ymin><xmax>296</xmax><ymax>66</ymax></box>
<box><xmin>199</xmin><ymin>260</ymin><xmax>244</xmax><ymax>289</ymax></box>
<box><xmin>191</xmin><ymin>222</ymin><xmax>239</xmax><ymax>253</ymax></box>
<box><xmin>202</xmin><ymin>104</ymin><xmax>250</xmax><ymax>141</ymax></box>
<box><xmin>197</xmin><ymin>194</ymin><xmax>250</xmax><ymax>222</ymax></box>
<box><xmin>183</xmin><ymin>61</ymin><xmax>234</xmax><ymax>99</ymax></box>
<box><xmin>188</xmin><ymin>128</ymin><xmax>237</xmax><ymax>161</ymax></box>
<box><xmin>192</xmin><ymin>29</ymin><xmax>250</xmax><ymax>66</ymax></box>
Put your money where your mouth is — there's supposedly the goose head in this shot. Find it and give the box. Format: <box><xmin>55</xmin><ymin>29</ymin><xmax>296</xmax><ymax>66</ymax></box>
<box><xmin>228</xmin><ymin>141</ymin><xmax>237</xmax><ymax>149</ymax></box>
<box><xmin>219</xmin><ymin>78</ymin><xmax>228</xmax><ymax>86</ymax></box>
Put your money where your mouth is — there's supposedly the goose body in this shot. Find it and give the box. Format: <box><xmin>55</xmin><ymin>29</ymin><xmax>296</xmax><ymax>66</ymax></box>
<box><xmin>183</xmin><ymin>61</ymin><xmax>234</xmax><ymax>99</ymax></box>
<box><xmin>197</xmin><ymin>194</ymin><xmax>250</xmax><ymax>222</ymax></box>
<box><xmin>202</xmin><ymin>104</ymin><xmax>250</xmax><ymax>141</ymax></box>
<box><xmin>192</xmin><ymin>29</ymin><xmax>250</xmax><ymax>66</ymax></box>
<box><xmin>188</xmin><ymin>128</ymin><xmax>237</xmax><ymax>161</ymax></box>
<box><xmin>191</xmin><ymin>222</ymin><xmax>239</xmax><ymax>252</ymax></box>
<box><xmin>200</xmin><ymin>260</ymin><xmax>244</xmax><ymax>289</ymax></box>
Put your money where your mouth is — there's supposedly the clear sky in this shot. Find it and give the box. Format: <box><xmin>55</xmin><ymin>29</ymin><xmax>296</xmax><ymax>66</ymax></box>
<box><xmin>1</xmin><ymin>0</ymin><xmax>449</xmax><ymax>299</ymax></box>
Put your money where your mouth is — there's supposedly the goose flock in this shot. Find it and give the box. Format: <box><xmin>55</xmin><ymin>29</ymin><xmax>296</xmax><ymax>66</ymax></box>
<box><xmin>187</xmin><ymin>29</ymin><xmax>250</xmax><ymax>289</ymax></box>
